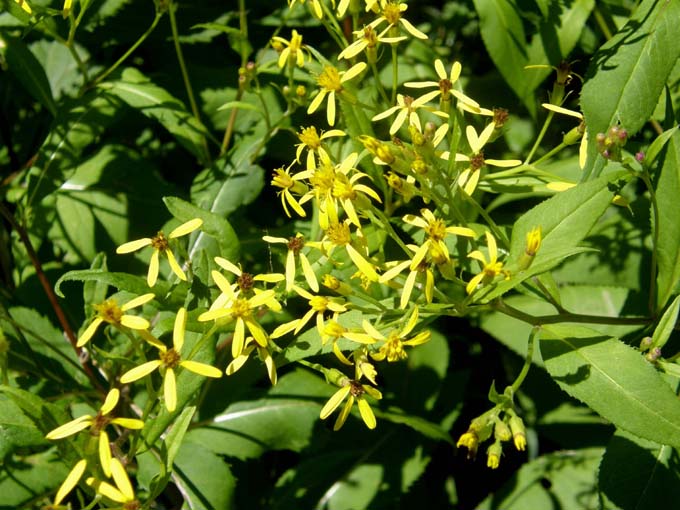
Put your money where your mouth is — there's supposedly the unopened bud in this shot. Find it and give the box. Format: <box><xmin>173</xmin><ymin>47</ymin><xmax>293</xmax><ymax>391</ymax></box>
<box><xmin>645</xmin><ymin>347</ymin><xmax>662</xmax><ymax>363</ymax></box>
<box><xmin>508</xmin><ymin>413</ymin><xmax>527</xmax><ymax>451</ymax></box>
<box><xmin>322</xmin><ymin>274</ymin><xmax>352</xmax><ymax>296</ymax></box>
<box><xmin>486</xmin><ymin>441</ymin><xmax>503</xmax><ymax>469</ymax></box>
<box><xmin>640</xmin><ymin>336</ymin><xmax>653</xmax><ymax>351</ymax></box>
<box><xmin>494</xmin><ymin>419</ymin><xmax>512</xmax><ymax>442</ymax></box>
<box><xmin>517</xmin><ymin>226</ymin><xmax>541</xmax><ymax>270</ymax></box>
<box><xmin>635</xmin><ymin>151</ymin><xmax>645</xmax><ymax>162</ymax></box>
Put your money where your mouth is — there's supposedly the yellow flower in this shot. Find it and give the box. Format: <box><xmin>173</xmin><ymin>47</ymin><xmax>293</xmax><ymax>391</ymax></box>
<box><xmin>362</xmin><ymin>307</ymin><xmax>430</xmax><ymax>362</ymax></box>
<box><xmin>77</xmin><ymin>293</ymin><xmax>154</xmax><ymax>347</ymax></box>
<box><xmin>226</xmin><ymin>336</ymin><xmax>277</xmax><ymax>385</ymax></box>
<box><xmin>116</xmin><ymin>218</ymin><xmax>203</xmax><ymax>287</ymax></box>
<box><xmin>198</xmin><ymin>271</ymin><xmax>278</xmax><ymax>357</ymax></box>
<box><xmin>402</xmin><ymin>208</ymin><xmax>475</xmax><ymax>271</ymax></box>
<box><xmin>317</xmin><ymin>220</ymin><xmax>380</xmax><ymax>282</ymax></box>
<box><xmin>542</xmin><ymin>103</ymin><xmax>588</xmax><ymax>169</ymax></box>
<box><xmin>307</xmin><ymin>62</ymin><xmax>367</xmax><ymax>126</ymax></box>
<box><xmin>262</xmin><ymin>234</ymin><xmax>319</xmax><ymax>292</ymax></box>
<box><xmin>445</xmin><ymin>124</ymin><xmax>522</xmax><ymax>195</ymax></box>
<box><xmin>288</xmin><ymin>0</ymin><xmax>323</xmax><ymax>19</ymax></box>
<box><xmin>271</xmin><ymin>163</ymin><xmax>311</xmax><ymax>218</ymax></box>
<box><xmin>456</xmin><ymin>430</ymin><xmax>478</xmax><ymax>458</ymax></box>
<box><xmin>14</xmin><ymin>0</ymin><xmax>32</xmax><ymax>14</ymax></box>
<box><xmin>320</xmin><ymin>363</ymin><xmax>383</xmax><ymax>430</ymax></box>
<box><xmin>486</xmin><ymin>441</ymin><xmax>503</xmax><ymax>469</ymax></box>
<box><xmin>322</xmin><ymin>318</ymin><xmax>375</xmax><ymax>365</ymax></box>
<box><xmin>86</xmin><ymin>458</ymin><xmax>138</xmax><ymax>508</ymax></box>
<box><xmin>379</xmin><ymin>248</ymin><xmax>435</xmax><ymax>309</ymax></box>
<box><xmin>466</xmin><ymin>231</ymin><xmax>510</xmax><ymax>294</ymax></box>
<box><xmin>295</xmin><ymin>126</ymin><xmax>345</xmax><ymax>170</ymax></box>
<box><xmin>63</xmin><ymin>0</ymin><xmax>72</xmax><ymax>16</ymax></box>
<box><xmin>272</xmin><ymin>29</ymin><xmax>307</xmax><ymax>69</ymax></box>
<box><xmin>271</xmin><ymin>285</ymin><xmax>347</xmax><ymax>339</ymax></box>
<box><xmin>404</xmin><ymin>59</ymin><xmax>479</xmax><ymax>114</ymax></box>
<box><xmin>372</xmin><ymin>94</ymin><xmax>442</xmax><ymax>136</ymax></box>
<box><xmin>368</xmin><ymin>1</ymin><xmax>428</xmax><ymax>40</ymax></box>
<box><xmin>120</xmin><ymin>308</ymin><xmax>222</xmax><ymax>412</ymax></box>
<box><xmin>46</xmin><ymin>389</ymin><xmax>144</xmax><ymax>478</ymax></box>
<box><xmin>338</xmin><ymin>25</ymin><xmax>406</xmax><ymax>61</ymax></box>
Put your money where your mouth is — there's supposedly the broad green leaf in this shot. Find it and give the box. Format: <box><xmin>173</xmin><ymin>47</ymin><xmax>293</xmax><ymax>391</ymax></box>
<box><xmin>55</xmin><ymin>270</ymin><xmax>170</xmax><ymax>298</ymax></box>
<box><xmin>173</xmin><ymin>441</ymin><xmax>236</xmax><ymax>510</ymax></box>
<box><xmin>31</xmin><ymin>39</ymin><xmax>87</xmax><ymax>100</ymax></box>
<box><xmin>645</xmin><ymin>125</ymin><xmax>678</xmax><ymax>168</ymax></box>
<box><xmin>0</xmin><ymin>449</ymin><xmax>69</xmax><ymax>507</ymax></box>
<box><xmin>477</xmin><ymin>448</ymin><xmax>603</xmax><ymax>510</ymax></box>
<box><xmin>0</xmin><ymin>386</ymin><xmax>71</xmax><ymax>436</ymax></box>
<box><xmin>26</xmin><ymin>91</ymin><xmax>120</xmax><ymax>206</ymax></box>
<box><xmin>82</xmin><ymin>253</ymin><xmax>109</xmax><ymax>313</ymax></box>
<box><xmin>186</xmin><ymin>369</ymin><xmax>329</xmax><ymax>460</ymax></box>
<box><xmin>599</xmin><ymin>429</ymin><xmax>680</xmax><ymax>510</ymax></box>
<box><xmin>2</xmin><ymin>34</ymin><xmax>57</xmax><ymax>116</ymax></box>
<box><xmin>539</xmin><ymin>324</ymin><xmax>680</xmax><ymax>448</ymax></box>
<box><xmin>163</xmin><ymin>195</ymin><xmax>240</xmax><ymax>266</ymax></box>
<box><xmin>99</xmin><ymin>68</ymin><xmax>210</xmax><ymax>163</ymax></box>
<box><xmin>651</xmin><ymin>294</ymin><xmax>680</xmax><ymax>350</ymax></box>
<box><xmin>581</xmin><ymin>0</ymin><xmax>680</xmax><ymax>175</ymax></box>
<box><xmin>375</xmin><ymin>408</ymin><xmax>453</xmax><ymax>445</ymax></box>
<box><xmin>2</xmin><ymin>307</ymin><xmax>89</xmax><ymax>386</ymax></box>
<box><xmin>654</xmin><ymin>132</ymin><xmax>680</xmax><ymax>308</ymax></box>
<box><xmin>0</xmin><ymin>397</ymin><xmax>47</xmax><ymax>457</ymax></box>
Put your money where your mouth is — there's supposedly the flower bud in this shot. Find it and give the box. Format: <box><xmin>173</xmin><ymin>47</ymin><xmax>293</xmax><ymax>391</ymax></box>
<box><xmin>645</xmin><ymin>347</ymin><xmax>662</xmax><ymax>363</ymax></box>
<box><xmin>639</xmin><ymin>336</ymin><xmax>653</xmax><ymax>351</ymax></box>
<box><xmin>508</xmin><ymin>414</ymin><xmax>527</xmax><ymax>451</ymax></box>
<box><xmin>486</xmin><ymin>441</ymin><xmax>503</xmax><ymax>469</ymax></box>
<box><xmin>322</xmin><ymin>274</ymin><xmax>352</xmax><ymax>296</ymax></box>
<box><xmin>494</xmin><ymin>419</ymin><xmax>512</xmax><ymax>442</ymax></box>
<box><xmin>517</xmin><ymin>227</ymin><xmax>541</xmax><ymax>271</ymax></box>
<box><xmin>457</xmin><ymin>430</ymin><xmax>478</xmax><ymax>458</ymax></box>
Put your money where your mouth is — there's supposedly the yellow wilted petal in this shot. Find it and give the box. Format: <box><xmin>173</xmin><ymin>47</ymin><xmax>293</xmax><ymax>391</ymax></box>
<box><xmin>120</xmin><ymin>315</ymin><xmax>150</xmax><ymax>330</ymax></box>
<box><xmin>180</xmin><ymin>360</ymin><xmax>222</xmax><ymax>378</ymax></box>
<box><xmin>164</xmin><ymin>368</ymin><xmax>177</xmax><ymax>412</ymax></box>
<box><xmin>120</xmin><ymin>360</ymin><xmax>161</xmax><ymax>383</ymax></box>
<box><xmin>357</xmin><ymin>398</ymin><xmax>377</xmax><ymax>429</ymax></box>
<box><xmin>116</xmin><ymin>238</ymin><xmax>152</xmax><ymax>254</ymax></box>
<box><xmin>169</xmin><ymin>218</ymin><xmax>203</xmax><ymax>238</ymax></box>
<box><xmin>46</xmin><ymin>415</ymin><xmax>92</xmax><ymax>440</ymax></box>
<box><xmin>54</xmin><ymin>459</ymin><xmax>87</xmax><ymax>505</ymax></box>
<box><xmin>320</xmin><ymin>386</ymin><xmax>351</xmax><ymax>419</ymax></box>
<box><xmin>99</xmin><ymin>430</ymin><xmax>112</xmax><ymax>477</ymax></box>
<box><xmin>77</xmin><ymin>317</ymin><xmax>104</xmax><ymax>347</ymax></box>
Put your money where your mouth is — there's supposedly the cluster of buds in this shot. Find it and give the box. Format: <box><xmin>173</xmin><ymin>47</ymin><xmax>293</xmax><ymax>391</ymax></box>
<box><xmin>457</xmin><ymin>408</ymin><xmax>527</xmax><ymax>469</ymax></box>
<box><xmin>639</xmin><ymin>336</ymin><xmax>662</xmax><ymax>363</ymax></box>
<box><xmin>596</xmin><ymin>125</ymin><xmax>628</xmax><ymax>161</ymax></box>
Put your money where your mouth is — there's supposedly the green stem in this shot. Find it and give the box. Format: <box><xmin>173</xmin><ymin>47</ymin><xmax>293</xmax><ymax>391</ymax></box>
<box><xmin>370</xmin><ymin>61</ymin><xmax>390</xmax><ymax>105</ymax></box>
<box><xmin>90</xmin><ymin>12</ymin><xmax>163</xmax><ymax>88</ymax></box>
<box><xmin>461</xmin><ymin>193</ymin><xmax>509</xmax><ymax>249</ymax></box>
<box><xmin>525</xmin><ymin>111</ymin><xmax>554</xmax><ymax>165</ymax></box>
<box><xmin>390</xmin><ymin>44</ymin><xmax>398</xmax><ymax>104</ymax></box>
<box><xmin>638</xmin><ymin>168</ymin><xmax>660</xmax><ymax>315</ymax></box>
<box><xmin>531</xmin><ymin>142</ymin><xmax>567</xmax><ymax>166</ymax></box>
<box><xmin>511</xmin><ymin>327</ymin><xmax>537</xmax><ymax>393</ymax></box>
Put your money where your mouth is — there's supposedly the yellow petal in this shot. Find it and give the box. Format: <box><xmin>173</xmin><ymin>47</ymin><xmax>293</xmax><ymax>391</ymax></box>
<box><xmin>46</xmin><ymin>415</ymin><xmax>92</xmax><ymax>440</ymax></box>
<box><xmin>110</xmin><ymin>457</ymin><xmax>135</xmax><ymax>501</ymax></box>
<box><xmin>320</xmin><ymin>386</ymin><xmax>351</xmax><ymax>419</ymax></box>
<box><xmin>164</xmin><ymin>368</ymin><xmax>177</xmax><ymax>412</ymax></box>
<box><xmin>180</xmin><ymin>360</ymin><xmax>222</xmax><ymax>378</ymax></box>
<box><xmin>77</xmin><ymin>317</ymin><xmax>104</xmax><ymax>347</ymax></box>
<box><xmin>300</xmin><ymin>253</ymin><xmax>319</xmax><ymax>292</ymax></box>
<box><xmin>120</xmin><ymin>315</ymin><xmax>150</xmax><ymax>330</ymax></box>
<box><xmin>122</xmin><ymin>292</ymin><xmax>155</xmax><ymax>311</ymax></box>
<box><xmin>92</xmin><ymin>479</ymin><xmax>126</xmax><ymax>503</ymax></box>
<box><xmin>214</xmin><ymin>257</ymin><xmax>242</xmax><ymax>276</ymax></box>
<box><xmin>54</xmin><ymin>459</ymin><xmax>87</xmax><ymax>505</ymax></box>
<box><xmin>100</xmin><ymin>388</ymin><xmax>120</xmax><ymax>415</ymax></box>
<box><xmin>99</xmin><ymin>430</ymin><xmax>112</xmax><ymax>477</ymax></box>
<box><xmin>166</xmin><ymin>249</ymin><xmax>187</xmax><ymax>281</ymax></box>
<box><xmin>116</xmin><ymin>238</ymin><xmax>152</xmax><ymax>254</ymax></box>
<box><xmin>111</xmin><ymin>417</ymin><xmax>145</xmax><ymax>430</ymax></box>
<box><xmin>169</xmin><ymin>218</ymin><xmax>203</xmax><ymax>238</ymax></box>
<box><xmin>147</xmin><ymin>249</ymin><xmax>160</xmax><ymax>287</ymax></box>
<box><xmin>262</xmin><ymin>349</ymin><xmax>277</xmax><ymax>385</ymax></box>
<box><xmin>357</xmin><ymin>398</ymin><xmax>377</xmax><ymax>429</ymax></box>
<box><xmin>120</xmin><ymin>360</ymin><xmax>161</xmax><ymax>383</ymax></box>
<box><xmin>174</xmin><ymin>307</ymin><xmax>187</xmax><ymax>352</ymax></box>
<box><xmin>333</xmin><ymin>395</ymin><xmax>354</xmax><ymax>431</ymax></box>
<box><xmin>226</xmin><ymin>346</ymin><xmax>254</xmax><ymax>376</ymax></box>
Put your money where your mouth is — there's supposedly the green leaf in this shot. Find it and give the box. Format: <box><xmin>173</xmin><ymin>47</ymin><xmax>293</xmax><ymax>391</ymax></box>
<box><xmin>651</xmin><ymin>294</ymin><xmax>680</xmax><ymax>350</ymax></box>
<box><xmin>186</xmin><ymin>369</ymin><xmax>328</xmax><ymax>460</ymax></box>
<box><xmin>539</xmin><ymin>324</ymin><xmax>680</xmax><ymax>448</ymax></box>
<box><xmin>173</xmin><ymin>441</ymin><xmax>236</xmax><ymax>510</ymax></box>
<box><xmin>375</xmin><ymin>408</ymin><xmax>453</xmax><ymax>445</ymax></box>
<box><xmin>581</xmin><ymin>0</ymin><xmax>680</xmax><ymax>174</ymax></box>
<box><xmin>99</xmin><ymin>68</ymin><xmax>210</xmax><ymax>163</ymax></box>
<box><xmin>163</xmin><ymin>406</ymin><xmax>196</xmax><ymax>471</ymax></box>
<box><xmin>655</xmin><ymin>131</ymin><xmax>680</xmax><ymax>308</ymax></box>
<box><xmin>473</xmin><ymin>173</ymin><xmax>623</xmax><ymax>303</ymax></box>
<box><xmin>477</xmin><ymin>448</ymin><xmax>603</xmax><ymax>510</ymax></box>
<box><xmin>82</xmin><ymin>253</ymin><xmax>109</xmax><ymax>313</ymax></box>
<box><xmin>55</xmin><ymin>269</ymin><xmax>170</xmax><ymax>298</ymax></box>
<box><xmin>2</xmin><ymin>34</ymin><xmax>57</xmax><ymax>116</ymax></box>
<box><xmin>599</xmin><ymin>429</ymin><xmax>680</xmax><ymax>510</ymax></box>
<box><xmin>0</xmin><ymin>385</ymin><xmax>70</xmax><ymax>436</ymax></box>
<box><xmin>30</xmin><ymin>39</ymin><xmax>87</xmax><ymax>100</ymax></box>
<box><xmin>0</xmin><ymin>450</ymin><xmax>69</xmax><ymax>508</ymax></box>
<box><xmin>0</xmin><ymin>397</ymin><xmax>47</xmax><ymax>457</ymax></box>
<box><xmin>163</xmin><ymin>195</ymin><xmax>240</xmax><ymax>265</ymax></box>
<box><xmin>645</xmin><ymin>125</ymin><xmax>678</xmax><ymax>168</ymax></box>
